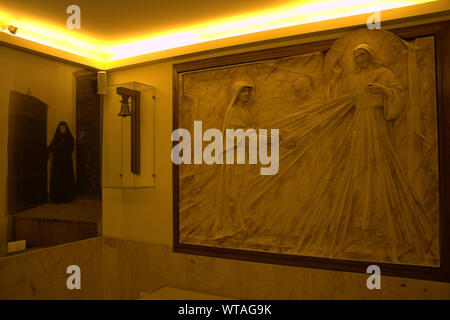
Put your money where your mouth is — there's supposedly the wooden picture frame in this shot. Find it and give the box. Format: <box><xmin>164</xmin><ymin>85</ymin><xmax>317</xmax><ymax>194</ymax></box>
<box><xmin>173</xmin><ymin>21</ymin><xmax>450</xmax><ymax>282</ymax></box>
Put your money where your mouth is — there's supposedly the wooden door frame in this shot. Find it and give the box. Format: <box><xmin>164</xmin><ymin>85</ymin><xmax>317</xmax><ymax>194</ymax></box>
<box><xmin>7</xmin><ymin>91</ymin><xmax>48</xmax><ymax>214</ymax></box>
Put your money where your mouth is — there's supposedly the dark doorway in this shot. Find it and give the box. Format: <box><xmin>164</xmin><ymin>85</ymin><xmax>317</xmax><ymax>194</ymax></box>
<box><xmin>7</xmin><ymin>91</ymin><xmax>48</xmax><ymax>214</ymax></box>
<box><xmin>76</xmin><ymin>71</ymin><xmax>101</xmax><ymax>198</ymax></box>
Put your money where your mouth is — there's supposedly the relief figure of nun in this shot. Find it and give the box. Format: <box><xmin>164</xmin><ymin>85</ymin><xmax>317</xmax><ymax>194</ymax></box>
<box><xmin>48</xmin><ymin>121</ymin><xmax>75</xmax><ymax>203</ymax></box>
<box><xmin>210</xmin><ymin>77</ymin><xmax>261</xmax><ymax>241</ymax></box>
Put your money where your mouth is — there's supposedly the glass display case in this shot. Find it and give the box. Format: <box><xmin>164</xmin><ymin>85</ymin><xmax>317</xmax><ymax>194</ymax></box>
<box><xmin>102</xmin><ymin>82</ymin><xmax>155</xmax><ymax>189</ymax></box>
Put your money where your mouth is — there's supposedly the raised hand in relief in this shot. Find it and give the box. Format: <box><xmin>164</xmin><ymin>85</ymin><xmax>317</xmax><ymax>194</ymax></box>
<box><xmin>366</xmin><ymin>82</ymin><xmax>388</xmax><ymax>95</ymax></box>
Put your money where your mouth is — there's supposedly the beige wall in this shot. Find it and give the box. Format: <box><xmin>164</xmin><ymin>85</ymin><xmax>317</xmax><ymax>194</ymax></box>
<box><xmin>102</xmin><ymin>238</ymin><xmax>450</xmax><ymax>300</ymax></box>
<box><xmin>0</xmin><ymin>237</ymin><xmax>103</xmax><ymax>299</ymax></box>
<box><xmin>103</xmin><ymin>60</ymin><xmax>174</xmax><ymax>244</ymax></box>
<box><xmin>1</xmin><ymin>237</ymin><xmax>448</xmax><ymax>299</ymax></box>
<box><xmin>0</xmin><ymin>44</ymin><xmax>82</xmax><ymax>256</ymax></box>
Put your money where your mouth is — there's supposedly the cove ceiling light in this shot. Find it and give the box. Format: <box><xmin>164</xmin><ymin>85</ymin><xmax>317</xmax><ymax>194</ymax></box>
<box><xmin>0</xmin><ymin>0</ymin><xmax>440</xmax><ymax>65</ymax></box>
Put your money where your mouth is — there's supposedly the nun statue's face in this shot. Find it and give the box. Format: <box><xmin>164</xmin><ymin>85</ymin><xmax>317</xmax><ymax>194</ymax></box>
<box><xmin>238</xmin><ymin>86</ymin><xmax>252</xmax><ymax>103</ymax></box>
<box><xmin>354</xmin><ymin>48</ymin><xmax>371</xmax><ymax>70</ymax></box>
<box><xmin>59</xmin><ymin>125</ymin><xmax>67</xmax><ymax>134</ymax></box>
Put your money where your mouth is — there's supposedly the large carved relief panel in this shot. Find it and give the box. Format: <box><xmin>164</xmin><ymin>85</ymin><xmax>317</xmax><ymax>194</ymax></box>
<box><xmin>173</xmin><ymin>23</ymin><xmax>450</xmax><ymax>281</ymax></box>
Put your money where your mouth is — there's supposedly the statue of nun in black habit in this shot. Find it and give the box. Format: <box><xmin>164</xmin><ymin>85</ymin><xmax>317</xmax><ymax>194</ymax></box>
<box><xmin>48</xmin><ymin>121</ymin><xmax>75</xmax><ymax>203</ymax></box>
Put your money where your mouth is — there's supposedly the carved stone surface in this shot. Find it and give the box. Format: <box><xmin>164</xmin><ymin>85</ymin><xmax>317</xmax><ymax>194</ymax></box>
<box><xmin>178</xmin><ymin>29</ymin><xmax>440</xmax><ymax>267</ymax></box>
